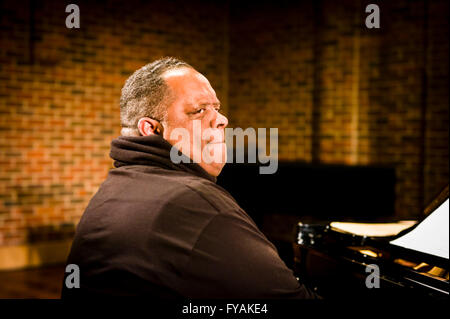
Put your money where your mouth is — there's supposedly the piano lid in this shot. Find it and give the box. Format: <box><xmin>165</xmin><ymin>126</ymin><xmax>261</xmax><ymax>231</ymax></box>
<box><xmin>390</xmin><ymin>197</ymin><xmax>449</xmax><ymax>259</ymax></box>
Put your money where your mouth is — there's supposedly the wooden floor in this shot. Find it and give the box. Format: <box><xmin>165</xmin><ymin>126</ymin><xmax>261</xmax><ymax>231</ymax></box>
<box><xmin>0</xmin><ymin>264</ymin><xmax>65</xmax><ymax>299</ymax></box>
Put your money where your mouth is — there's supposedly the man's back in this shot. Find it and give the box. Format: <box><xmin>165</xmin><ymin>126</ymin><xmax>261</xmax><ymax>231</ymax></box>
<box><xmin>62</xmin><ymin>135</ymin><xmax>316</xmax><ymax>299</ymax></box>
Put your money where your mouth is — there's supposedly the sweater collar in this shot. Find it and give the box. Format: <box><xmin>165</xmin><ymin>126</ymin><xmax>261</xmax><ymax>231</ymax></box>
<box><xmin>110</xmin><ymin>135</ymin><xmax>216</xmax><ymax>183</ymax></box>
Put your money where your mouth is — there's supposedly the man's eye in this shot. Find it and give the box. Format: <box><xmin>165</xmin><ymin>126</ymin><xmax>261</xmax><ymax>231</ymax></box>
<box><xmin>195</xmin><ymin>108</ymin><xmax>206</xmax><ymax>114</ymax></box>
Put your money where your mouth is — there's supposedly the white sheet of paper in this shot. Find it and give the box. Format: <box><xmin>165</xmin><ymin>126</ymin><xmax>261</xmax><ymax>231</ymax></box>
<box><xmin>330</xmin><ymin>221</ymin><xmax>417</xmax><ymax>237</ymax></box>
<box><xmin>390</xmin><ymin>199</ymin><xmax>449</xmax><ymax>259</ymax></box>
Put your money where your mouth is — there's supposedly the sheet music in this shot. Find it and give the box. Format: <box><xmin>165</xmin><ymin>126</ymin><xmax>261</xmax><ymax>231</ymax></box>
<box><xmin>390</xmin><ymin>199</ymin><xmax>449</xmax><ymax>259</ymax></box>
<box><xmin>330</xmin><ymin>221</ymin><xmax>417</xmax><ymax>237</ymax></box>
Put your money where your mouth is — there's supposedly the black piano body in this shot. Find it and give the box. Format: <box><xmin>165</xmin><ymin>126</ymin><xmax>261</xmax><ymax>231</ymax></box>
<box><xmin>218</xmin><ymin>161</ymin><xmax>448</xmax><ymax>299</ymax></box>
<box><xmin>293</xmin><ymin>186</ymin><xmax>449</xmax><ymax>300</ymax></box>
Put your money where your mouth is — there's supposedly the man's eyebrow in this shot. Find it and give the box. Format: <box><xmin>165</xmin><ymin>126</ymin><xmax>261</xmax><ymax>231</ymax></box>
<box><xmin>184</xmin><ymin>102</ymin><xmax>221</xmax><ymax>112</ymax></box>
<box><xmin>199</xmin><ymin>102</ymin><xmax>221</xmax><ymax>107</ymax></box>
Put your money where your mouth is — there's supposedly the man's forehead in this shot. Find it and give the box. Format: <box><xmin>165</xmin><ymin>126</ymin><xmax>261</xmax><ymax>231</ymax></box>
<box><xmin>162</xmin><ymin>67</ymin><xmax>195</xmax><ymax>79</ymax></box>
<box><xmin>163</xmin><ymin>67</ymin><xmax>218</xmax><ymax>102</ymax></box>
<box><xmin>162</xmin><ymin>67</ymin><xmax>206</xmax><ymax>86</ymax></box>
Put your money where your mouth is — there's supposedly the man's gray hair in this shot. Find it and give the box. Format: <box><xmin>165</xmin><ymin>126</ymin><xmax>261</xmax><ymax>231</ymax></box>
<box><xmin>119</xmin><ymin>57</ymin><xmax>192</xmax><ymax>135</ymax></box>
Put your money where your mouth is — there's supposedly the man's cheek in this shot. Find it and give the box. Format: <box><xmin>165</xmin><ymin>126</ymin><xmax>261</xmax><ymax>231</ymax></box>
<box><xmin>202</xmin><ymin>127</ymin><xmax>224</xmax><ymax>144</ymax></box>
<box><xmin>202</xmin><ymin>142</ymin><xmax>226</xmax><ymax>164</ymax></box>
<box><xmin>167</xmin><ymin>127</ymin><xmax>194</xmax><ymax>161</ymax></box>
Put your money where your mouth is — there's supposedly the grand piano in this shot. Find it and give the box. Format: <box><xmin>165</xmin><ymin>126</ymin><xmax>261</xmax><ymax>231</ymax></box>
<box><xmin>293</xmin><ymin>185</ymin><xmax>449</xmax><ymax>300</ymax></box>
<box><xmin>217</xmin><ymin>162</ymin><xmax>448</xmax><ymax>300</ymax></box>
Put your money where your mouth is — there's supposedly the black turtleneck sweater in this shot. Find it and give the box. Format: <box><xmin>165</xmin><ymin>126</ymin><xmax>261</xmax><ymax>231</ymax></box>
<box><xmin>61</xmin><ymin>135</ymin><xmax>317</xmax><ymax>299</ymax></box>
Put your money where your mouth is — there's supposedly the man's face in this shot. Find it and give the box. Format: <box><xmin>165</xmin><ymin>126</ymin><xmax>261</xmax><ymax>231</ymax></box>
<box><xmin>161</xmin><ymin>67</ymin><xmax>228</xmax><ymax>177</ymax></box>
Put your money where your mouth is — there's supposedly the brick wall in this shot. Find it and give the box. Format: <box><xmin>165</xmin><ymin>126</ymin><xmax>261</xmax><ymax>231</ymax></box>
<box><xmin>424</xmin><ymin>0</ymin><xmax>449</xmax><ymax>206</ymax></box>
<box><xmin>228</xmin><ymin>0</ymin><xmax>449</xmax><ymax>219</ymax></box>
<box><xmin>0</xmin><ymin>0</ymin><xmax>448</xmax><ymax>247</ymax></box>
<box><xmin>0</xmin><ymin>0</ymin><xmax>228</xmax><ymax>246</ymax></box>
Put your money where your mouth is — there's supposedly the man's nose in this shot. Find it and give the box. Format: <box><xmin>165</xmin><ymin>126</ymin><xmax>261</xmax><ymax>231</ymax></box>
<box><xmin>211</xmin><ymin>111</ymin><xmax>228</xmax><ymax>129</ymax></box>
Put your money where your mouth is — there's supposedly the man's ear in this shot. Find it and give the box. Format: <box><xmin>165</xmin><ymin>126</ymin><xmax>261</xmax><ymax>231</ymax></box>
<box><xmin>137</xmin><ymin>117</ymin><xmax>162</xmax><ymax>136</ymax></box>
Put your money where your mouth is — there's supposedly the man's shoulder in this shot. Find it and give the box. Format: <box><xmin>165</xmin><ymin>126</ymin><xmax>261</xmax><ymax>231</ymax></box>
<box><xmin>110</xmin><ymin>165</ymin><xmax>257</xmax><ymax>236</ymax></box>
<box><xmin>106</xmin><ymin>165</ymin><xmax>241</xmax><ymax>215</ymax></box>
<box><xmin>164</xmin><ymin>170</ymin><xmax>244</xmax><ymax>218</ymax></box>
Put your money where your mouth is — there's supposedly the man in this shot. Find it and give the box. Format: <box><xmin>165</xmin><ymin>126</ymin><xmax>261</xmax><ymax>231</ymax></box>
<box><xmin>62</xmin><ymin>57</ymin><xmax>317</xmax><ymax>298</ymax></box>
